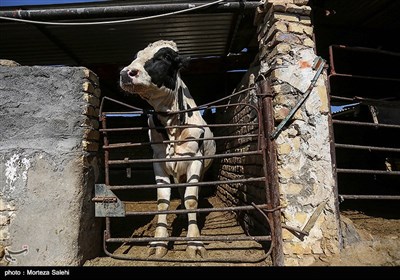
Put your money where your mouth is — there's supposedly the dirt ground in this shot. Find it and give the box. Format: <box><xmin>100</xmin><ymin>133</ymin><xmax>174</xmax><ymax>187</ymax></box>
<box><xmin>84</xmin><ymin>197</ymin><xmax>400</xmax><ymax>267</ymax></box>
<box><xmin>312</xmin><ymin>202</ymin><xmax>400</xmax><ymax>266</ymax></box>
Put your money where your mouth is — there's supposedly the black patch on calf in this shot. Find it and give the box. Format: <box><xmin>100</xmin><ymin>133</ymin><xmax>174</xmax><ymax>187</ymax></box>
<box><xmin>144</xmin><ymin>47</ymin><xmax>181</xmax><ymax>90</ymax></box>
<box><xmin>178</xmin><ymin>87</ymin><xmax>186</xmax><ymax>124</ymax></box>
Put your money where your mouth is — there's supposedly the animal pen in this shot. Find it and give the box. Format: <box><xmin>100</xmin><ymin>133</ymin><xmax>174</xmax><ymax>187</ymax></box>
<box><xmin>1</xmin><ymin>0</ymin><xmax>399</xmax><ymax>266</ymax></box>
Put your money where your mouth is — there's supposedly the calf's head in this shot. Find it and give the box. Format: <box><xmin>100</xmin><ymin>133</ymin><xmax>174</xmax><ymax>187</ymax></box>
<box><xmin>120</xmin><ymin>40</ymin><xmax>189</xmax><ymax>98</ymax></box>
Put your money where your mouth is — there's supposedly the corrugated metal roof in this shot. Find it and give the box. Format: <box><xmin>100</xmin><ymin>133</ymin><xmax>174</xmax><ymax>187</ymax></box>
<box><xmin>0</xmin><ymin>1</ymin><xmax>259</xmax><ymax>66</ymax></box>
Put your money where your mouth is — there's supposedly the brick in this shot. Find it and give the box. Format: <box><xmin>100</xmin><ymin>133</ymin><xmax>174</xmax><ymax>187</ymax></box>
<box><xmin>286</xmin><ymin>3</ymin><xmax>311</xmax><ymax>15</ymax></box>
<box><xmin>83</xmin><ymin>129</ymin><xmax>100</xmax><ymax>141</ymax></box>
<box><xmin>287</xmin><ymin>22</ymin><xmax>307</xmax><ymax>34</ymax></box>
<box><xmin>299</xmin><ymin>15</ymin><xmax>312</xmax><ymax>25</ymax></box>
<box><xmin>81</xmin><ymin>118</ymin><xmax>99</xmax><ymax>130</ymax></box>
<box><xmin>265</xmin><ymin>21</ymin><xmax>288</xmax><ymax>43</ymax></box>
<box><xmin>268</xmin><ymin>31</ymin><xmax>302</xmax><ymax>48</ymax></box>
<box><xmin>82</xmin><ymin>140</ymin><xmax>99</xmax><ymax>152</ymax></box>
<box><xmin>82</xmin><ymin>82</ymin><xmax>95</xmax><ymax>94</ymax></box>
<box><xmin>83</xmin><ymin>68</ymin><xmax>99</xmax><ymax>85</ymax></box>
<box><xmin>82</xmin><ymin>82</ymin><xmax>101</xmax><ymax>98</ymax></box>
<box><xmin>82</xmin><ymin>105</ymin><xmax>98</xmax><ymax>118</ymax></box>
<box><xmin>303</xmin><ymin>37</ymin><xmax>315</xmax><ymax>48</ymax></box>
<box><xmin>272</xmin><ymin>12</ymin><xmax>300</xmax><ymax>23</ymax></box>
<box><xmin>293</xmin><ymin>0</ymin><xmax>310</xmax><ymax>5</ymax></box>
<box><xmin>83</xmin><ymin>93</ymin><xmax>100</xmax><ymax>107</ymax></box>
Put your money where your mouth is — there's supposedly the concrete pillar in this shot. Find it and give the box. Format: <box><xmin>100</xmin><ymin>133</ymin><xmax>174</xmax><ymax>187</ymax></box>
<box><xmin>0</xmin><ymin>62</ymin><xmax>101</xmax><ymax>266</ymax></box>
<box><xmin>255</xmin><ymin>0</ymin><xmax>341</xmax><ymax>265</ymax></box>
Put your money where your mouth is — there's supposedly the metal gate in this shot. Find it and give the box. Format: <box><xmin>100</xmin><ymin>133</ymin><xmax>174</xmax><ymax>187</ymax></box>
<box><xmin>93</xmin><ymin>84</ymin><xmax>284</xmax><ymax>265</ymax></box>
<box><xmin>328</xmin><ymin>45</ymin><xmax>400</xmax><ymax>202</ymax></box>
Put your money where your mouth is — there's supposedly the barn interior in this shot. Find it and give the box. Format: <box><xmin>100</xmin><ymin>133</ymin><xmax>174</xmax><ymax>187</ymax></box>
<box><xmin>1</xmin><ymin>0</ymin><xmax>399</xmax><ymax>262</ymax></box>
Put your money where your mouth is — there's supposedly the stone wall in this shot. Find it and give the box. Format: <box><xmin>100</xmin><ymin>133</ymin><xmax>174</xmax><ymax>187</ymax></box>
<box><xmin>214</xmin><ymin>63</ymin><xmax>268</xmax><ymax>234</ymax></box>
<box><xmin>254</xmin><ymin>0</ymin><xmax>341</xmax><ymax>265</ymax></box>
<box><xmin>0</xmin><ymin>62</ymin><xmax>101</xmax><ymax>266</ymax></box>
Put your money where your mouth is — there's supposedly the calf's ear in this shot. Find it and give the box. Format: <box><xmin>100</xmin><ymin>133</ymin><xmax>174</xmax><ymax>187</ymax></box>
<box><xmin>175</xmin><ymin>55</ymin><xmax>191</xmax><ymax>70</ymax></box>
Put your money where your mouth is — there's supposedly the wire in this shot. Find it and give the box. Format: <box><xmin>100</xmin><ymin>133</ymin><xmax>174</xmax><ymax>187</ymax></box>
<box><xmin>0</xmin><ymin>0</ymin><xmax>226</xmax><ymax>26</ymax></box>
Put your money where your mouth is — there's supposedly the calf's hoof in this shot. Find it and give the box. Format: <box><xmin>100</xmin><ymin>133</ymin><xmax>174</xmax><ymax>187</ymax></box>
<box><xmin>186</xmin><ymin>243</ymin><xmax>207</xmax><ymax>258</ymax></box>
<box><xmin>148</xmin><ymin>245</ymin><xmax>168</xmax><ymax>258</ymax></box>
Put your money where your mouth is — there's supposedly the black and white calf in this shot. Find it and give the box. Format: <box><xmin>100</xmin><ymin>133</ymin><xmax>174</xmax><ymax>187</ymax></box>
<box><xmin>120</xmin><ymin>40</ymin><xmax>216</xmax><ymax>258</ymax></box>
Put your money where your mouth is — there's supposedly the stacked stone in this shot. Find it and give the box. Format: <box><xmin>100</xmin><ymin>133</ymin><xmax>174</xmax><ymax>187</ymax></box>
<box><xmin>81</xmin><ymin>69</ymin><xmax>101</xmax><ymax>179</ymax></box>
<box><xmin>255</xmin><ymin>0</ymin><xmax>341</xmax><ymax>266</ymax></box>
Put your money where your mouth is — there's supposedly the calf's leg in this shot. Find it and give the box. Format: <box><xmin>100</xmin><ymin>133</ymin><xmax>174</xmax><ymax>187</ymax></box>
<box><xmin>148</xmin><ymin>163</ymin><xmax>171</xmax><ymax>258</ymax></box>
<box><xmin>184</xmin><ymin>159</ymin><xmax>207</xmax><ymax>258</ymax></box>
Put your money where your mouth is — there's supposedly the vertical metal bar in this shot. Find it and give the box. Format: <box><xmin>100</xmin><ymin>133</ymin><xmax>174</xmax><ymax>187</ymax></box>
<box><xmin>101</xmin><ymin>113</ymin><xmax>111</xmax><ymax>239</ymax></box>
<box><xmin>101</xmin><ymin>114</ymin><xmax>110</xmax><ymax>186</ymax></box>
<box><xmin>259</xmin><ymin>80</ymin><xmax>284</xmax><ymax>266</ymax></box>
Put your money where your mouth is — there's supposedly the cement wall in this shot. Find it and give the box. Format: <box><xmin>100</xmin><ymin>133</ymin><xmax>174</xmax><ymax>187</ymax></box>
<box><xmin>254</xmin><ymin>0</ymin><xmax>341</xmax><ymax>265</ymax></box>
<box><xmin>0</xmin><ymin>62</ymin><xmax>102</xmax><ymax>266</ymax></box>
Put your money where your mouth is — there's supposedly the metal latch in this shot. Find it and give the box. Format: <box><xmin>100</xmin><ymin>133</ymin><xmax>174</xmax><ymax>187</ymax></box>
<box><xmin>93</xmin><ymin>184</ymin><xmax>125</xmax><ymax>217</ymax></box>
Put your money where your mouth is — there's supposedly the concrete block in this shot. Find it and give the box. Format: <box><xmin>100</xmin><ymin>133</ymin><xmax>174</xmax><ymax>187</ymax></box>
<box><xmin>0</xmin><ymin>65</ymin><xmax>101</xmax><ymax>265</ymax></box>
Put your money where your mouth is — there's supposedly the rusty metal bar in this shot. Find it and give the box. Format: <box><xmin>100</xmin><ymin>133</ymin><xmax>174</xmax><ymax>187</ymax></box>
<box><xmin>125</xmin><ymin>204</ymin><xmax>270</xmax><ymax>216</ymax></box>
<box><xmin>107</xmin><ymin>235</ymin><xmax>271</xmax><ymax>243</ymax></box>
<box><xmin>335</xmin><ymin>143</ymin><xmax>400</xmax><ymax>153</ymax></box>
<box><xmin>108</xmin><ymin>150</ymin><xmax>262</xmax><ymax>165</ymax></box>
<box><xmin>329</xmin><ymin>72</ymin><xmax>400</xmax><ymax>83</ymax></box>
<box><xmin>339</xmin><ymin>194</ymin><xmax>400</xmax><ymax>200</ymax></box>
<box><xmin>337</xmin><ymin>168</ymin><xmax>400</xmax><ymax>175</ymax></box>
<box><xmin>92</xmin><ymin>197</ymin><xmax>117</xmax><ymax>203</ymax></box>
<box><xmin>330</xmin><ymin>95</ymin><xmax>400</xmax><ymax>108</ymax></box>
<box><xmin>100</xmin><ymin>122</ymin><xmax>257</xmax><ymax>132</ymax></box>
<box><xmin>328</xmin><ymin>45</ymin><xmax>400</xmax><ymax>81</ymax></box>
<box><xmin>259</xmin><ymin>79</ymin><xmax>284</xmax><ymax>266</ymax></box>
<box><xmin>109</xmin><ymin>177</ymin><xmax>266</xmax><ymax>190</ymax></box>
<box><xmin>103</xmin><ymin>134</ymin><xmax>259</xmax><ymax>149</ymax></box>
<box><xmin>332</xmin><ymin>119</ymin><xmax>400</xmax><ymax>129</ymax></box>
<box><xmin>101</xmin><ymin>116</ymin><xmax>110</xmax><ymax>186</ymax></box>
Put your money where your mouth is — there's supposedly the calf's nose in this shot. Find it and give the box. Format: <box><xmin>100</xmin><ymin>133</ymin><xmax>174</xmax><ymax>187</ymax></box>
<box><xmin>120</xmin><ymin>68</ymin><xmax>138</xmax><ymax>84</ymax></box>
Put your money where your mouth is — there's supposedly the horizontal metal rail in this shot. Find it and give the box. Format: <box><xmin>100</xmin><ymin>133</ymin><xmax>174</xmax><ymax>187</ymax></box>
<box><xmin>107</xmin><ymin>235</ymin><xmax>271</xmax><ymax>243</ymax></box>
<box><xmin>339</xmin><ymin>194</ymin><xmax>400</xmax><ymax>200</ymax></box>
<box><xmin>335</xmin><ymin>143</ymin><xmax>400</xmax><ymax>153</ymax></box>
<box><xmin>329</xmin><ymin>72</ymin><xmax>400</xmax><ymax>83</ymax></box>
<box><xmin>0</xmin><ymin>1</ymin><xmax>260</xmax><ymax>20</ymax></box>
<box><xmin>108</xmin><ymin>150</ymin><xmax>262</xmax><ymax>165</ymax></box>
<box><xmin>109</xmin><ymin>177</ymin><xmax>266</xmax><ymax>190</ymax></box>
<box><xmin>337</xmin><ymin>168</ymin><xmax>400</xmax><ymax>175</ymax></box>
<box><xmin>104</xmin><ymin>134</ymin><xmax>258</xmax><ymax>149</ymax></box>
<box><xmin>99</xmin><ymin>122</ymin><xmax>257</xmax><ymax>132</ymax></box>
<box><xmin>332</xmin><ymin>119</ymin><xmax>400</xmax><ymax>129</ymax></box>
<box><xmin>125</xmin><ymin>204</ymin><xmax>270</xmax><ymax>216</ymax></box>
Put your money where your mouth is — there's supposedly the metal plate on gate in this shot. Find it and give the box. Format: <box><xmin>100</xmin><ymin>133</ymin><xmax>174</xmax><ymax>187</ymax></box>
<box><xmin>93</xmin><ymin>184</ymin><xmax>125</xmax><ymax>217</ymax></box>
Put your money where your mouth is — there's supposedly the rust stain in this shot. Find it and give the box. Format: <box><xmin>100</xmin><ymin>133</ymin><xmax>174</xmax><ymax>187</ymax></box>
<box><xmin>299</xmin><ymin>60</ymin><xmax>311</xmax><ymax>69</ymax></box>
